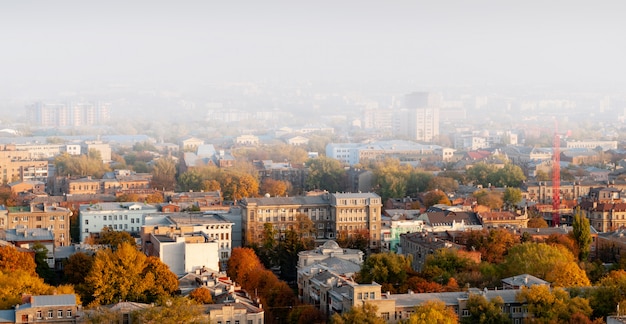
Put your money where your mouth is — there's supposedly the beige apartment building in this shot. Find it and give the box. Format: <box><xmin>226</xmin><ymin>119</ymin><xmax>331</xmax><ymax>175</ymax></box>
<box><xmin>4</xmin><ymin>204</ymin><xmax>72</xmax><ymax>247</ymax></box>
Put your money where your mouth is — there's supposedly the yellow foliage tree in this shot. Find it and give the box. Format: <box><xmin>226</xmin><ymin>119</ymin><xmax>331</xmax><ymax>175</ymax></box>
<box><xmin>408</xmin><ymin>300</ymin><xmax>458</xmax><ymax>324</ymax></box>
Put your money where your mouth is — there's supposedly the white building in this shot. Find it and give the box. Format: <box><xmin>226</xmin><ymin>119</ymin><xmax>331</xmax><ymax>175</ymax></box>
<box><xmin>142</xmin><ymin>213</ymin><xmax>234</xmax><ymax>269</ymax></box>
<box><xmin>148</xmin><ymin>231</ymin><xmax>219</xmax><ymax>275</ymax></box>
<box><xmin>326</xmin><ymin>140</ymin><xmax>452</xmax><ymax>166</ymax></box>
<box><xmin>79</xmin><ymin>202</ymin><xmax>158</xmax><ymax>242</ymax></box>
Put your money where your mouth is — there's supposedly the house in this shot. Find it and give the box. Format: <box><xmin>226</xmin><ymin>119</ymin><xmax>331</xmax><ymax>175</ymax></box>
<box><xmin>8</xmin><ymin>181</ymin><xmax>46</xmax><ymax>195</ymax></box>
<box><xmin>179</xmin><ymin>136</ymin><xmax>204</xmax><ymax>151</ymax></box>
<box><xmin>145</xmin><ymin>231</ymin><xmax>219</xmax><ymax>275</ymax></box>
<box><xmin>235</xmin><ymin>134</ymin><xmax>259</xmax><ymax>146</ymax></box>
<box><xmin>5</xmin><ymin>294</ymin><xmax>80</xmax><ymax>324</ymax></box>
<box><xmin>286</xmin><ymin>135</ymin><xmax>309</xmax><ymax>146</ymax></box>
<box><xmin>6</xmin><ymin>204</ymin><xmax>72</xmax><ymax>247</ymax></box>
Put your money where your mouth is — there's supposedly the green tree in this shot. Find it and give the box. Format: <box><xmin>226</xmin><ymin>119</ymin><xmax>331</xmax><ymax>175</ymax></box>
<box><xmin>572</xmin><ymin>207</ymin><xmax>592</xmax><ymax>261</ymax></box>
<box><xmin>32</xmin><ymin>243</ymin><xmax>55</xmax><ymax>284</ymax></box>
<box><xmin>305</xmin><ymin>156</ymin><xmax>347</xmax><ymax>192</ymax></box>
<box><xmin>494</xmin><ymin>163</ymin><xmax>526</xmax><ymax>187</ymax></box>
<box><xmin>461</xmin><ymin>294</ymin><xmax>511</xmax><ymax>324</ymax></box>
<box><xmin>150</xmin><ymin>157</ymin><xmax>177</xmax><ymax>191</ymax></box>
<box><xmin>331</xmin><ymin>303</ymin><xmax>385</xmax><ymax>324</ymax></box>
<box><xmin>427</xmin><ymin>176</ymin><xmax>458</xmax><ymax>193</ymax></box>
<box><xmin>357</xmin><ymin>253</ymin><xmax>411</xmax><ymax>293</ymax></box>
<box><xmin>422</xmin><ymin>248</ymin><xmax>475</xmax><ymax>286</ymax></box>
<box><xmin>466</xmin><ymin>162</ymin><xmax>498</xmax><ymax>187</ymax></box>
<box><xmin>407</xmin><ymin>300</ymin><xmax>458</xmax><ymax>324</ymax></box>
<box><xmin>502</xmin><ymin>187</ymin><xmax>522</xmax><ymax>208</ymax></box>
<box><xmin>177</xmin><ymin>171</ymin><xmax>204</xmax><ymax>192</ymax></box>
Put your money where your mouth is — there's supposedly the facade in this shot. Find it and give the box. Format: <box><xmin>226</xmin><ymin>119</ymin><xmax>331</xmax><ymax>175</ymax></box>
<box><xmin>147</xmin><ymin>231</ymin><xmax>219</xmax><ymax>275</ymax></box>
<box><xmin>142</xmin><ymin>213</ymin><xmax>234</xmax><ymax>269</ymax></box>
<box><xmin>235</xmin><ymin>134</ymin><xmax>259</xmax><ymax>146</ymax></box>
<box><xmin>400</xmin><ymin>232</ymin><xmax>467</xmax><ymax>272</ymax></box>
<box><xmin>478</xmin><ymin>211</ymin><xmax>528</xmax><ymax>229</ymax></box>
<box><xmin>326</xmin><ymin>141</ymin><xmax>452</xmax><ymax>166</ymax></box>
<box><xmin>9</xmin><ymin>294</ymin><xmax>79</xmax><ymax>324</ymax></box>
<box><xmin>5</xmin><ymin>204</ymin><xmax>72</xmax><ymax>247</ymax></box>
<box><xmin>79</xmin><ymin>202</ymin><xmax>158</xmax><ymax>242</ymax></box>
<box><xmin>254</xmin><ymin>160</ymin><xmax>307</xmax><ymax>195</ymax></box>
<box><xmin>520</xmin><ymin>181</ymin><xmax>626</xmax><ymax>204</ymax></box>
<box><xmin>241</xmin><ymin>192</ymin><xmax>382</xmax><ymax>248</ymax></box>
<box><xmin>81</xmin><ymin>141</ymin><xmax>111</xmax><ymax>163</ymax></box>
<box><xmin>27</xmin><ymin>101</ymin><xmax>110</xmax><ymax>127</ymax></box>
<box><xmin>0</xmin><ymin>146</ymin><xmax>49</xmax><ymax>184</ymax></box>
<box><xmin>380</xmin><ymin>212</ymin><xmax>425</xmax><ymax>252</ymax></box>
<box><xmin>394</xmin><ymin>92</ymin><xmax>441</xmax><ymax>142</ymax></box>
<box><xmin>565</xmin><ymin>140</ymin><xmax>618</xmax><ymax>150</ymax></box>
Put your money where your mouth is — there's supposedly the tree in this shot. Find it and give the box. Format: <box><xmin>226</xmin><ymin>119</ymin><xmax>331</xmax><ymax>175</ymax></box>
<box><xmin>466</xmin><ymin>162</ymin><xmax>498</xmax><ymax>187</ymax></box>
<box><xmin>502</xmin><ymin>187</ymin><xmax>522</xmax><ymax>208</ymax></box>
<box><xmin>331</xmin><ymin>303</ymin><xmax>385</xmax><ymax>324</ymax></box>
<box><xmin>0</xmin><ymin>186</ymin><xmax>17</xmax><ymax>206</ymax></box>
<box><xmin>305</xmin><ymin>156</ymin><xmax>347</xmax><ymax>192</ymax></box>
<box><xmin>427</xmin><ymin>176</ymin><xmax>458</xmax><ymax>193</ymax></box>
<box><xmin>188</xmin><ymin>287</ymin><xmax>213</xmax><ymax>304</ymax></box>
<box><xmin>145</xmin><ymin>192</ymin><xmax>164</xmax><ymax>204</ymax></box>
<box><xmin>287</xmin><ymin>304</ymin><xmax>326</xmax><ymax>324</ymax></box>
<box><xmin>494</xmin><ymin>163</ymin><xmax>526</xmax><ymax>187</ymax></box>
<box><xmin>535</xmin><ymin>170</ymin><xmax>550</xmax><ymax>181</ymax></box>
<box><xmin>473</xmin><ymin>189</ymin><xmax>503</xmax><ymax>210</ymax></box>
<box><xmin>462</xmin><ymin>229</ymin><xmax>518</xmax><ymax>263</ymax></box>
<box><xmin>32</xmin><ymin>243</ymin><xmax>55</xmax><ymax>284</ymax></box>
<box><xmin>572</xmin><ymin>207</ymin><xmax>592</xmax><ymax>261</ymax></box>
<box><xmin>422</xmin><ymin>190</ymin><xmax>451</xmax><ymax>208</ymax></box>
<box><xmin>590</xmin><ymin>270</ymin><xmax>626</xmax><ymax>318</ymax></box>
<box><xmin>357</xmin><ymin>253</ymin><xmax>411</xmax><ymax>293</ymax></box>
<box><xmin>260</xmin><ymin>178</ymin><xmax>289</xmax><ymax>197</ymax></box>
<box><xmin>527</xmin><ymin>216</ymin><xmax>549</xmax><ymax>228</ymax></box>
<box><xmin>95</xmin><ymin>227</ymin><xmax>135</xmax><ymax>248</ymax></box>
<box><xmin>422</xmin><ymin>249</ymin><xmax>476</xmax><ymax>286</ymax></box>
<box><xmin>336</xmin><ymin>229</ymin><xmax>370</xmax><ymax>253</ymax></box>
<box><xmin>86</xmin><ymin>243</ymin><xmax>177</xmax><ymax>305</ymax></box>
<box><xmin>133</xmin><ymin>297</ymin><xmax>204</xmax><ymax>324</ymax></box>
<box><xmin>220</xmin><ymin>172</ymin><xmax>259</xmax><ymax>201</ymax></box>
<box><xmin>501</xmin><ymin>243</ymin><xmax>590</xmax><ymax>287</ymax></box>
<box><xmin>461</xmin><ymin>295</ymin><xmax>511</xmax><ymax>324</ymax></box>
<box><xmin>54</xmin><ymin>152</ymin><xmax>110</xmax><ymax>178</ymax></box>
<box><xmin>407</xmin><ymin>300</ymin><xmax>458</xmax><ymax>324</ymax></box>
<box><xmin>227</xmin><ymin>247</ymin><xmax>264</xmax><ymax>285</ymax></box>
<box><xmin>0</xmin><ymin>245</ymin><xmax>37</xmax><ymax>275</ymax></box>
<box><xmin>516</xmin><ymin>285</ymin><xmax>593</xmax><ymax>323</ymax></box>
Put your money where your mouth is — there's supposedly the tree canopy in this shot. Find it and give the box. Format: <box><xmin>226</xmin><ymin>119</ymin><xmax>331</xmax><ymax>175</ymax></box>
<box><xmin>357</xmin><ymin>252</ymin><xmax>411</xmax><ymax>293</ymax></box>
<box><xmin>407</xmin><ymin>300</ymin><xmax>458</xmax><ymax>324</ymax></box>
<box><xmin>305</xmin><ymin>156</ymin><xmax>347</xmax><ymax>193</ymax></box>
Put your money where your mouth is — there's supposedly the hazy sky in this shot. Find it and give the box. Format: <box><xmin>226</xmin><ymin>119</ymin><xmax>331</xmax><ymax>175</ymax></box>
<box><xmin>2</xmin><ymin>1</ymin><xmax>625</xmax><ymax>95</ymax></box>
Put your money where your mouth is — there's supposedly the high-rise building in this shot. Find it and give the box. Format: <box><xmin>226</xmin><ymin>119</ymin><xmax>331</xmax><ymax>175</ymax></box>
<box><xmin>27</xmin><ymin>102</ymin><xmax>110</xmax><ymax>127</ymax></box>
<box><xmin>394</xmin><ymin>92</ymin><xmax>441</xmax><ymax>142</ymax></box>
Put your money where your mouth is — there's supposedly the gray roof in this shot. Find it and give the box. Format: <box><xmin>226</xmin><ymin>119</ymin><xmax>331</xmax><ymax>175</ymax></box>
<box><xmin>31</xmin><ymin>294</ymin><xmax>76</xmax><ymax>307</ymax></box>
<box><xmin>0</xmin><ymin>310</ymin><xmax>15</xmax><ymax>322</ymax></box>
<box><xmin>167</xmin><ymin>213</ymin><xmax>233</xmax><ymax>226</ymax></box>
<box><xmin>301</xmin><ymin>257</ymin><xmax>361</xmax><ymax>275</ymax></box>
<box><xmin>2</xmin><ymin>228</ymin><xmax>55</xmax><ymax>242</ymax></box>
<box><xmin>502</xmin><ymin>274</ymin><xmax>549</xmax><ymax>287</ymax></box>
<box><xmin>243</xmin><ymin>195</ymin><xmax>327</xmax><ymax>206</ymax></box>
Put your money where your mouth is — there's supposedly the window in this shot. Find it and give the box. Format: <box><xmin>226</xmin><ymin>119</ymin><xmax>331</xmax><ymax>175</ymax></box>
<box><xmin>48</xmin><ymin>310</ymin><xmax>54</xmax><ymax>318</ymax></box>
<box><xmin>357</xmin><ymin>293</ymin><xmax>362</xmax><ymax>299</ymax></box>
<box><xmin>37</xmin><ymin>311</ymin><xmax>42</xmax><ymax>319</ymax></box>
<box><xmin>381</xmin><ymin>313</ymin><xmax>390</xmax><ymax>320</ymax></box>
<box><xmin>462</xmin><ymin>309</ymin><xmax>469</xmax><ymax>316</ymax></box>
<box><xmin>125</xmin><ymin>224</ymin><xmax>128</xmax><ymax>229</ymax></box>
<box><xmin>370</xmin><ymin>292</ymin><xmax>375</xmax><ymax>299</ymax></box>
<box><xmin>85</xmin><ymin>219</ymin><xmax>89</xmax><ymax>225</ymax></box>
<box><xmin>50</xmin><ymin>216</ymin><xmax>55</xmax><ymax>221</ymax></box>
<box><xmin>36</xmin><ymin>216</ymin><xmax>42</xmax><ymax>221</ymax></box>
<box><xmin>58</xmin><ymin>310</ymin><xmax>63</xmax><ymax>318</ymax></box>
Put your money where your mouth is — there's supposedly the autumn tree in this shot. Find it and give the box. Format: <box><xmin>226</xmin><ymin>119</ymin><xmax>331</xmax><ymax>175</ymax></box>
<box><xmin>527</xmin><ymin>216</ymin><xmax>549</xmax><ymax>228</ymax></box>
<box><xmin>85</xmin><ymin>243</ymin><xmax>177</xmax><ymax>305</ymax></box>
<box><xmin>516</xmin><ymin>285</ymin><xmax>593</xmax><ymax>323</ymax></box>
<box><xmin>145</xmin><ymin>192</ymin><xmax>164</xmax><ymax>204</ymax></box>
<box><xmin>227</xmin><ymin>247</ymin><xmax>264</xmax><ymax>285</ymax></box>
<box><xmin>501</xmin><ymin>242</ymin><xmax>590</xmax><ymax>287</ymax></box>
<box><xmin>357</xmin><ymin>253</ymin><xmax>411</xmax><ymax>293</ymax></box>
<box><xmin>331</xmin><ymin>303</ymin><xmax>385</xmax><ymax>324</ymax></box>
<box><xmin>0</xmin><ymin>269</ymin><xmax>79</xmax><ymax>309</ymax></box>
<box><xmin>0</xmin><ymin>245</ymin><xmax>37</xmax><ymax>275</ymax></box>
<box><xmin>590</xmin><ymin>270</ymin><xmax>626</xmax><ymax>318</ymax></box>
<box><xmin>422</xmin><ymin>190</ymin><xmax>451</xmax><ymax>208</ymax></box>
<box><xmin>427</xmin><ymin>176</ymin><xmax>458</xmax><ymax>193</ymax></box>
<box><xmin>473</xmin><ymin>189</ymin><xmax>503</xmax><ymax>210</ymax></box>
<box><xmin>408</xmin><ymin>300</ymin><xmax>458</xmax><ymax>324</ymax></box>
<box><xmin>150</xmin><ymin>157</ymin><xmax>177</xmax><ymax>191</ymax></box>
<box><xmin>336</xmin><ymin>229</ymin><xmax>370</xmax><ymax>253</ymax></box>
<box><xmin>462</xmin><ymin>229</ymin><xmax>518</xmax><ymax>263</ymax></box>
<box><xmin>94</xmin><ymin>227</ymin><xmax>135</xmax><ymax>248</ymax></box>
<box><xmin>572</xmin><ymin>207</ymin><xmax>592</xmax><ymax>261</ymax></box>
<box><xmin>305</xmin><ymin>156</ymin><xmax>347</xmax><ymax>193</ymax></box>
<box><xmin>133</xmin><ymin>297</ymin><xmax>204</xmax><ymax>324</ymax></box>
<box><xmin>260</xmin><ymin>178</ymin><xmax>289</xmax><ymax>197</ymax></box>
<box><xmin>287</xmin><ymin>304</ymin><xmax>326</xmax><ymax>324</ymax></box>
<box><xmin>461</xmin><ymin>295</ymin><xmax>511</xmax><ymax>324</ymax></box>
<box><xmin>188</xmin><ymin>287</ymin><xmax>213</xmax><ymax>304</ymax></box>
<box><xmin>0</xmin><ymin>186</ymin><xmax>17</xmax><ymax>206</ymax></box>
<box><xmin>422</xmin><ymin>248</ymin><xmax>476</xmax><ymax>286</ymax></box>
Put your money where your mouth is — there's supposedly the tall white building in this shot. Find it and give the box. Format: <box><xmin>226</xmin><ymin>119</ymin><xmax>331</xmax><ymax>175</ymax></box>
<box><xmin>79</xmin><ymin>202</ymin><xmax>158</xmax><ymax>242</ymax></box>
<box><xmin>148</xmin><ymin>232</ymin><xmax>219</xmax><ymax>275</ymax></box>
<box><xmin>394</xmin><ymin>92</ymin><xmax>441</xmax><ymax>142</ymax></box>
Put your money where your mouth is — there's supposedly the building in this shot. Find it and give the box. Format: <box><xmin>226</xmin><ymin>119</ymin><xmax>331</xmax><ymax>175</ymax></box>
<box><xmin>326</xmin><ymin>140</ymin><xmax>454</xmax><ymax>166</ymax></box>
<box><xmin>82</xmin><ymin>141</ymin><xmax>112</xmax><ymax>163</ymax></box>
<box><xmin>241</xmin><ymin>192</ymin><xmax>382</xmax><ymax>248</ymax></box>
<box><xmin>254</xmin><ymin>160</ymin><xmax>307</xmax><ymax>195</ymax></box>
<box><xmin>146</xmin><ymin>231</ymin><xmax>219</xmax><ymax>275</ymax></box>
<box><xmin>380</xmin><ymin>211</ymin><xmax>425</xmax><ymax>252</ymax></box>
<box><xmin>394</xmin><ymin>92</ymin><xmax>441</xmax><ymax>142</ymax></box>
<box><xmin>400</xmin><ymin>232</ymin><xmax>470</xmax><ymax>272</ymax></box>
<box><xmin>235</xmin><ymin>134</ymin><xmax>259</xmax><ymax>146</ymax></box>
<box><xmin>5</xmin><ymin>204</ymin><xmax>72</xmax><ymax>247</ymax></box>
<box><xmin>565</xmin><ymin>140</ymin><xmax>618</xmax><ymax>150</ymax></box>
<box><xmin>0</xmin><ymin>145</ymin><xmax>49</xmax><ymax>184</ymax></box>
<box><xmin>142</xmin><ymin>213</ymin><xmax>234</xmax><ymax>269</ymax></box>
<box><xmin>478</xmin><ymin>211</ymin><xmax>528</xmax><ymax>229</ymax></box>
<box><xmin>27</xmin><ymin>101</ymin><xmax>110</xmax><ymax>127</ymax></box>
<box><xmin>79</xmin><ymin>202</ymin><xmax>158</xmax><ymax>242</ymax></box>
<box><xmin>0</xmin><ymin>294</ymin><xmax>80</xmax><ymax>324</ymax></box>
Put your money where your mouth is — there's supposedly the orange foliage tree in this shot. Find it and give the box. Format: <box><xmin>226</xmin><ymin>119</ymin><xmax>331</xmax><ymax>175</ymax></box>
<box><xmin>0</xmin><ymin>245</ymin><xmax>36</xmax><ymax>275</ymax></box>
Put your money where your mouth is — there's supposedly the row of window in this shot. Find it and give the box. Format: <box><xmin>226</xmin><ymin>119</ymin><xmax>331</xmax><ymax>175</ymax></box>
<box><xmin>13</xmin><ymin>215</ymin><xmax>64</xmax><ymax>222</ymax></box>
<box><xmin>84</xmin><ymin>216</ymin><xmax>141</xmax><ymax>224</ymax></box>
<box><xmin>36</xmin><ymin>309</ymin><xmax>72</xmax><ymax>319</ymax></box>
